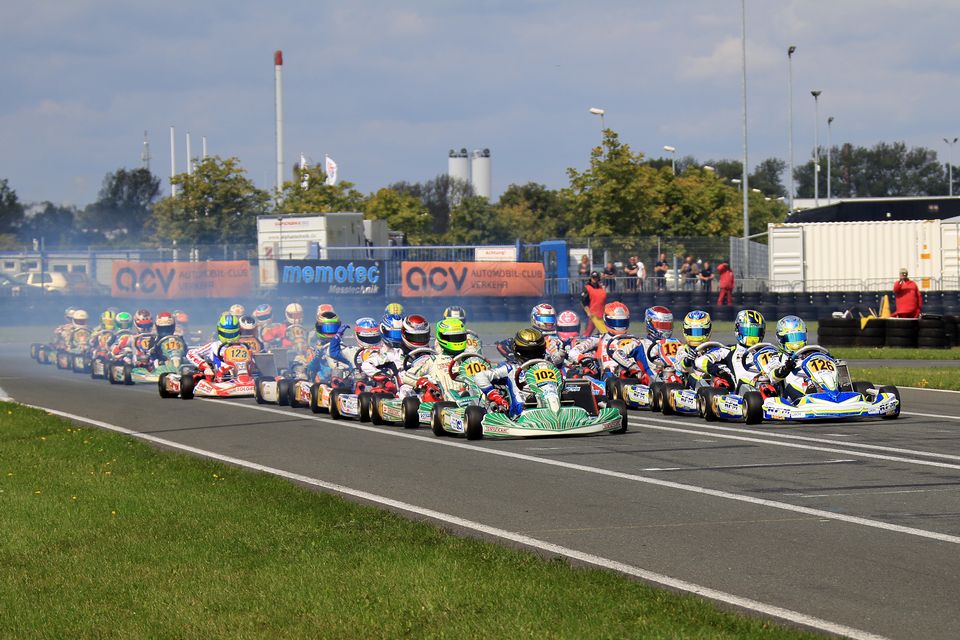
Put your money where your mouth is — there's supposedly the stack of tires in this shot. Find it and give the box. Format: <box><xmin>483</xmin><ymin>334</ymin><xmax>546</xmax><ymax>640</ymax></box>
<box><xmin>885</xmin><ymin>319</ymin><xmax>918</xmax><ymax>348</ymax></box>
<box><xmin>946</xmin><ymin>315</ymin><xmax>960</xmax><ymax>347</ymax></box>
<box><xmin>917</xmin><ymin>316</ymin><xmax>951</xmax><ymax>349</ymax></box>
<box><xmin>856</xmin><ymin>318</ymin><xmax>886</xmax><ymax>347</ymax></box>
<box><xmin>817</xmin><ymin>317</ymin><xmax>858</xmax><ymax>348</ymax></box>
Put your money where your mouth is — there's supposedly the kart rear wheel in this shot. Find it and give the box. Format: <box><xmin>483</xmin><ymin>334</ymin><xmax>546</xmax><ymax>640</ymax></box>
<box><xmin>329</xmin><ymin>389</ymin><xmax>344</xmax><ymax>420</ymax></box>
<box><xmin>852</xmin><ymin>380</ymin><xmax>874</xmax><ymax>397</ymax></box>
<box><xmin>650</xmin><ymin>382</ymin><xmax>664</xmax><ymax>412</ymax></box>
<box><xmin>371</xmin><ymin>393</ymin><xmax>391</xmax><ymax>425</ymax></box>
<box><xmin>743</xmin><ymin>391</ymin><xmax>764</xmax><ymax>425</ymax></box>
<box><xmin>697</xmin><ymin>387</ymin><xmax>719</xmax><ymax>422</ymax></box>
<box><xmin>607</xmin><ymin>399</ymin><xmax>628</xmax><ymax>434</ymax></box>
<box><xmin>158</xmin><ymin>373</ymin><xmax>176</xmax><ymax>398</ymax></box>
<box><xmin>30</xmin><ymin>343</ymin><xmax>40</xmax><ymax>360</ymax></box>
<box><xmin>91</xmin><ymin>357</ymin><xmax>105</xmax><ymax>380</ymax></box>
<box><xmin>37</xmin><ymin>346</ymin><xmax>51</xmax><ymax>364</ymax></box>
<box><xmin>123</xmin><ymin>364</ymin><xmax>133</xmax><ymax>385</ymax></box>
<box><xmin>358</xmin><ymin>392</ymin><xmax>373</xmax><ymax>422</ymax></box>
<box><xmin>277</xmin><ymin>379</ymin><xmax>291</xmax><ymax>407</ymax></box>
<box><xmin>605</xmin><ymin>377</ymin><xmax>623</xmax><ymax>401</ymax></box>
<box><xmin>310</xmin><ymin>383</ymin><xmax>325</xmax><ymax>413</ymax></box>
<box><xmin>878</xmin><ymin>385</ymin><xmax>901</xmax><ymax>420</ymax></box>
<box><xmin>431</xmin><ymin>401</ymin><xmax>457</xmax><ymax>437</ymax></box>
<box><xmin>180</xmin><ymin>375</ymin><xmax>196</xmax><ymax>399</ymax></box>
<box><xmin>465</xmin><ymin>405</ymin><xmax>486</xmax><ymax>440</ymax></box>
<box><xmin>254</xmin><ymin>379</ymin><xmax>267</xmax><ymax>404</ymax></box>
<box><xmin>661</xmin><ymin>383</ymin><xmax>683</xmax><ymax>415</ymax></box>
<box><xmin>287</xmin><ymin>380</ymin><xmax>301</xmax><ymax>408</ymax></box>
<box><xmin>402</xmin><ymin>396</ymin><xmax>421</xmax><ymax>429</ymax></box>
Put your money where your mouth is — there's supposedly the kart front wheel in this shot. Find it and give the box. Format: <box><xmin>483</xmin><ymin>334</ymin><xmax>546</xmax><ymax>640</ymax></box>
<box><xmin>329</xmin><ymin>389</ymin><xmax>344</xmax><ymax>420</ymax></box>
<box><xmin>608</xmin><ymin>399</ymin><xmax>628</xmax><ymax>434</ymax></box>
<box><xmin>277</xmin><ymin>379</ymin><xmax>291</xmax><ymax>407</ymax></box>
<box><xmin>180</xmin><ymin>375</ymin><xmax>196</xmax><ymax>400</ymax></box>
<box><xmin>465</xmin><ymin>405</ymin><xmax>486</xmax><ymax>440</ymax></box>
<box><xmin>310</xmin><ymin>383</ymin><xmax>324</xmax><ymax>414</ymax></box>
<box><xmin>402</xmin><ymin>396</ymin><xmax>421</xmax><ymax>429</ymax></box>
<box><xmin>370</xmin><ymin>393</ymin><xmax>391</xmax><ymax>425</ymax></box>
<box><xmin>287</xmin><ymin>380</ymin><xmax>302</xmax><ymax>408</ymax></box>
<box><xmin>879</xmin><ymin>385</ymin><xmax>901</xmax><ymax>420</ymax></box>
<box><xmin>650</xmin><ymin>382</ymin><xmax>664</xmax><ymax>412</ymax></box>
<box><xmin>158</xmin><ymin>373</ymin><xmax>176</xmax><ymax>399</ymax></box>
<box><xmin>697</xmin><ymin>387</ymin><xmax>719</xmax><ymax>422</ymax></box>
<box><xmin>605</xmin><ymin>378</ymin><xmax>623</xmax><ymax>401</ymax></box>
<box><xmin>661</xmin><ymin>383</ymin><xmax>683</xmax><ymax>416</ymax></box>
<box><xmin>743</xmin><ymin>391</ymin><xmax>764</xmax><ymax>425</ymax></box>
<box><xmin>431</xmin><ymin>401</ymin><xmax>457</xmax><ymax>437</ymax></box>
<box><xmin>358</xmin><ymin>392</ymin><xmax>373</xmax><ymax>422</ymax></box>
<box><xmin>123</xmin><ymin>364</ymin><xmax>133</xmax><ymax>386</ymax></box>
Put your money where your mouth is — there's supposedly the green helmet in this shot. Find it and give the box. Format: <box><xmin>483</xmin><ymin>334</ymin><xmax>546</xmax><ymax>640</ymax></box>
<box><xmin>436</xmin><ymin>318</ymin><xmax>467</xmax><ymax>355</ymax></box>
<box><xmin>115</xmin><ymin>311</ymin><xmax>133</xmax><ymax>330</ymax></box>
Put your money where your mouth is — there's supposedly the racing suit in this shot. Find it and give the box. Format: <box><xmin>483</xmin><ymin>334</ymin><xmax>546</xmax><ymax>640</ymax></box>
<box><xmin>302</xmin><ymin>330</ymin><xmax>358</xmax><ymax>382</ymax></box>
<box><xmin>399</xmin><ymin>351</ymin><xmax>468</xmax><ymax>400</ymax></box>
<box><xmin>761</xmin><ymin>351</ymin><xmax>818</xmax><ymax>403</ymax></box>
<box><xmin>186</xmin><ymin>341</ymin><xmax>238</xmax><ymax>379</ymax></box>
<box><xmin>472</xmin><ymin>362</ymin><xmax>531</xmax><ymax>418</ymax></box>
<box><xmin>358</xmin><ymin>345</ymin><xmax>404</xmax><ymax>392</ymax></box>
<box><xmin>688</xmin><ymin>344</ymin><xmax>757</xmax><ymax>392</ymax></box>
<box><xmin>567</xmin><ymin>334</ymin><xmax>648</xmax><ymax>381</ymax></box>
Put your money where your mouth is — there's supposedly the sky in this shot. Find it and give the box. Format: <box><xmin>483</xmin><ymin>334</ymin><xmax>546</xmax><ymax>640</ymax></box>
<box><xmin>2</xmin><ymin>0</ymin><xmax>959</xmax><ymax>206</ymax></box>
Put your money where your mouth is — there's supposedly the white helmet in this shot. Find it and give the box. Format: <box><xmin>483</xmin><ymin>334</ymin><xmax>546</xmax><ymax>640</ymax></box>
<box><xmin>530</xmin><ymin>303</ymin><xmax>557</xmax><ymax>334</ymax></box>
<box><xmin>285</xmin><ymin>302</ymin><xmax>303</xmax><ymax>325</ymax></box>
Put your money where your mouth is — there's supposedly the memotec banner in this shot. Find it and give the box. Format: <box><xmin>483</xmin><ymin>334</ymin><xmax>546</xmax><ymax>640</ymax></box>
<box><xmin>277</xmin><ymin>260</ymin><xmax>383</xmax><ymax>296</ymax></box>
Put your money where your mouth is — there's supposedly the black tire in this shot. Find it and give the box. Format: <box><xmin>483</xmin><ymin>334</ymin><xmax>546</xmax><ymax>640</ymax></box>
<box><xmin>697</xmin><ymin>387</ymin><xmax>719</xmax><ymax>422</ymax></box>
<box><xmin>885</xmin><ymin>336</ymin><xmax>918</xmax><ymax>348</ymax></box>
<box><xmin>917</xmin><ymin>337</ymin><xmax>948</xmax><ymax>349</ymax></box>
<box><xmin>854</xmin><ymin>336</ymin><xmax>885</xmax><ymax>348</ymax></box>
<box><xmin>650</xmin><ymin>382</ymin><xmax>664</xmax><ymax>412</ymax></box>
<box><xmin>607</xmin><ymin>399</ymin><xmax>628</xmax><ymax>434</ymax></box>
<box><xmin>917</xmin><ymin>328</ymin><xmax>946</xmax><ymax>339</ymax></box>
<box><xmin>358</xmin><ymin>392</ymin><xmax>373</xmax><ymax>422</ymax></box>
<box><xmin>918</xmin><ymin>318</ymin><xmax>945</xmax><ymax>330</ymax></box>
<box><xmin>310</xmin><ymin>383</ymin><xmax>324</xmax><ymax>413</ymax></box>
<box><xmin>605</xmin><ymin>378</ymin><xmax>623</xmax><ymax>402</ymax></box>
<box><xmin>465</xmin><ymin>405</ymin><xmax>486</xmax><ymax>440</ymax></box>
<box><xmin>180</xmin><ymin>375</ymin><xmax>195</xmax><ymax>399</ymax></box>
<box><xmin>277</xmin><ymin>379</ymin><xmax>290</xmax><ymax>406</ymax></box>
<box><xmin>743</xmin><ymin>391</ymin><xmax>764</xmax><ymax>424</ymax></box>
<box><xmin>158</xmin><ymin>373</ymin><xmax>176</xmax><ymax>398</ymax></box>
<box><xmin>370</xmin><ymin>393</ymin><xmax>387</xmax><ymax>425</ymax></box>
<box><xmin>402</xmin><ymin>396</ymin><xmax>421</xmax><ymax>429</ymax></box>
<box><xmin>431</xmin><ymin>401</ymin><xmax>457</xmax><ymax>437</ymax></box>
<box><xmin>288</xmin><ymin>380</ymin><xmax>301</xmax><ymax>408</ymax></box>
<box><xmin>254</xmin><ymin>379</ymin><xmax>267</xmax><ymax>404</ymax></box>
<box><xmin>329</xmin><ymin>389</ymin><xmax>344</xmax><ymax>420</ymax></box>
<box><xmin>37</xmin><ymin>346</ymin><xmax>50</xmax><ymax>365</ymax></box>
<box><xmin>660</xmin><ymin>383</ymin><xmax>683</xmax><ymax>415</ymax></box>
<box><xmin>30</xmin><ymin>343</ymin><xmax>40</xmax><ymax>360</ymax></box>
<box><xmin>122</xmin><ymin>364</ymin><xmax>133</xmax><ymax>385</ymax></box>
<box><xmin>818</xmin><ymin>318</ymin><xmax>857</xmax><ymax>329</ymax></box>
<box><xmin>878</xmin><ymin>385</ymin><xmax>901</xmax><ymax>420</ymax></box>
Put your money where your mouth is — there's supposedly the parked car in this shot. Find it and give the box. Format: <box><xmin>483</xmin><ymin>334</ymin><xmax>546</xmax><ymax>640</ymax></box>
<box><xmin>14</xmin><ymin>271</ymin><xmax>70</xmax><ymax>293</ymax></box>
<box><xmin>63</xmin><ymin>272</ymin><xmax>109</xmax><ymax>295</ymax></box>
<box><xmin>0</xmin><ymin>272</ymin><xmax>37</xmax><ymax>297</ymax></box>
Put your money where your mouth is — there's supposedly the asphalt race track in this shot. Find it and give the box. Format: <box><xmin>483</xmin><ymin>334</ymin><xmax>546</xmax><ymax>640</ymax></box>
<box><xmin>3</xmin><ymin>341</ymin><xmax>959</xmax><ymax>640</ymax></box>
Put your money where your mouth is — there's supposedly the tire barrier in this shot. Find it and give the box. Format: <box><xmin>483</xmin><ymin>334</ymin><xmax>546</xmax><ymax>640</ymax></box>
<box><xmin>884</xmin><ymin>318</ymin><xmax>919</xmax><ymax>348</ymax></box>
<box><xmin>856</xmin><ymin>318</ymin><xmax>886</xmax><ymax>348</ymax></box>
<box><xmin>817</xmin><ymin>317</ymin><xmax>858</xmax><ymax>348</ymax></box>
<box><xmin>917</xmin><ymin>316</ymin><xmax>949</xmax><ymax>349</ymax></box>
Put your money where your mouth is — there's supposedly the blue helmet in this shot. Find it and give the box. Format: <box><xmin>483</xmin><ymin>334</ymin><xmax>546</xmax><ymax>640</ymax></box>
<box><xmin>217</xmin><ymin>313</ymin><xmax>241</xmax><ymax>344</ymax></box>
<box><xmin>354</xmin><ymin>316</ymin><xmax>382</xmax><ymax>347</ymax></box>
<box><xmin>644</xmin><ymin>306</ymin><xmax>673</xmax><ymax>340</ymax></box>
<box><xmin>315</xmin><ymin>311</ymin><xmax>341</xmax><ymax>342</ymax></box>
<box><xmin>380</xmin><ymin>313</ymin><xmax>404</xmax><ymax>347</ymax></box>
<box><xmin>776</xmin><ymin>315</ymin><xmax>807</xmax><ymax>353</ymax></box>
<box><xmin>735</xmin><ymin>310</ymin><xmax>765</xmax><ymax>347</ymax></box>
<box><xmin>682</xmin><ymin>310</ymin><xmax>712</xmax><ymax>347</ymax></box>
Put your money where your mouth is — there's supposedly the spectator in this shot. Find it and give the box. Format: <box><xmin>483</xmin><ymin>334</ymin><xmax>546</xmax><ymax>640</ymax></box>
<box><xmin>680</xmin><ymin>256</ymin><xmax>699</xmax><ymax>291</ymax></box>
<box><xmin>716</xmin><ymin>261</ymin><xmax>734</xmax><ymax>305</ymax></box>
<box><xmin>580</xmin><ymin>271</ymin><xmax>608</xmax><ymax>335</ymax></box>
<box><xmin>623</xmin><ymin>256</ymin><xmax>639</xmax><ymax>291</ymax></box>
<box><xmin>892</xmin><ymin>268</ymin><xmax>922</xmax><ymax>318</ymax></box>
<box><xmin>654</xmin><ymin>253</ymin><xmax>669</xmax><ymax>291</ymax></box>
<box><xmin>578</xmin><ymin>255</ymin><xmax>591</xmax><ymax>281</ymax></box>
<box><xmin>602</xmin><ymin>261</ymin><xmax>618</xmax><ymax>292</ymax></box>
<box><xmin>698</xmin><ymin>260</ymin><xmax>714</xmax><ymax>292</ymax></box>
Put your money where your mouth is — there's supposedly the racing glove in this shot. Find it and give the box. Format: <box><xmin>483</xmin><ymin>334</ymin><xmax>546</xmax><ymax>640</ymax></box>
<box><xmin>773</xmin><ymin>357</ymin><xmax>795</xmax><ymax>380</ymax></box>
<box><xmin>487</xmin><ymin>389</ymin><xmax>510</xmax><ymax>410</ymax></box>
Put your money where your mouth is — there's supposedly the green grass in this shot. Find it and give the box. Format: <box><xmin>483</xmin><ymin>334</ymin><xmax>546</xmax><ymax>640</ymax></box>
<box><xmin>848</xmin><ymin>367</ymin><xmax>960</xmax><ymax>391</ymax></box>
<box><xmin>0</xmin><ymin>403</ymin><xmax>822</xmax><ymax>640</ymax></box>
<box><xmin>833</xmin><ymin>347</ymin><xmax>960</xmax><ymax>360</ymax></box>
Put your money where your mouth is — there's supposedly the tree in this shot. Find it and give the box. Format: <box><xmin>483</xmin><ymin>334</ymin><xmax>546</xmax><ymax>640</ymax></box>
<box><xmin>276</xmin><ymin>165</ymin><xmax>366</xmax><ymax>213</ymax></box>
<box><xmin>445</xmin><ymin>196</ymin><xmax>511</xmax><ymax>245</ymax></box>
<box><xmin>495</xmin><ymin>182</ymin><xmax>573</xmax><ymax>242</ymax></box>
<box><xmin>0</xmin><ymin>179</ymin><xmax>24</xmax><ymax>246</ymax></box>
<box><xmin>389</xmin><ymin>175</ymin><xmax>473</xmax><ymax>234</ymax></box>
<box><xmin>150</xmin><ymin>157</ymin><xmax>270</xmax><ymax>245</ymax></box>
<box><xmin>749</xmin><ymin>158</ymin><xmax>787</xmax><ymax>197</ymax></box>
<box><xmin>81</xmin><ymin>168</ymin><xmax>160</xmax><ymax>241</ymax></box>
<box><xmin>17</xmin><ymin>202</ymin><xmax>102</xmax><ymax>247</ymax></box>
<box><xmin>364</xmin><ymin>188</ymin><xmax>433</xmax><ymax>244</ymax></box>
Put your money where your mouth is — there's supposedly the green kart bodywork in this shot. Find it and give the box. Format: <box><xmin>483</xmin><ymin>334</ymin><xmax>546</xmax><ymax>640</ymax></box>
<box><xmin>128</xmin><ymin>335</ymin><xmax>187</xmax><ymax>384</ymax></box>
<box><xmin>431</xmin><ymin>359</ymin><xmax>628</xmax><ymax>440</ymax></box>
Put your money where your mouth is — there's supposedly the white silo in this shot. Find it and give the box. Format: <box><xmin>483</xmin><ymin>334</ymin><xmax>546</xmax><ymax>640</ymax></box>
<box><xmin>471</xmin><ymin>148</ymin><xmax>491</xmax><ymax>199</ymax></box>
<box><xmin>448</xmin><ymin>148</ymin><xmax>470</xmax><ymax>186</ymax></box>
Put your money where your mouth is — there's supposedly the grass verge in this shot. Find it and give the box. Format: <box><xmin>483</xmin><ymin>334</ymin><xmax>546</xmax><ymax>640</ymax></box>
<box><xmin>0</xmin><ymin>402</ymin><xmax>822</xmax><ymax>639</ymax></box>
<box><xmin>848</xmin><ymin>367</ymin><xmax>960</xmax><ymax>391</ymax></box>
<box><xmin>833</xmin><ymin>347</ymin><xmax>960</xmax><ymax>360</ymax></box>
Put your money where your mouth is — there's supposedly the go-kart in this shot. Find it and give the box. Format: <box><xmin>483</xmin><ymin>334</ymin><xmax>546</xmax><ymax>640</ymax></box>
<box><xmin>158</xmin><ymin>343</ymin><xmax>257</xmax><ymax>399</ymax></box>
<box><xmin>699</xmin><ymin>345</ymin><xmax>900</xmax><ymax>424</ymax></box>
<box><xmin>431</xmin><ymin>358</ymin><xmax>628</xmax><ymax>440</ymax></box>
<box><xmin>371</xmin><ymin>350</ymin><xmax>485</xmax><ymax>429</ymax></box>
<box><xmin>89</xmin><ymin>331</ymin><xmax>116</xmax><ymax>380</ymax></box>
<box><xmin>107</xmin><ymin>333</ymin><xmax>156</xmax><ymax>385</ymax></box>
<box><xmin>659</xmin><ymin>341</ymin><xmax>746</xmax><ymax>417</ymax></box>
<box><xmin>605</xmin><ymin>337</ymin><xmax>684</xmax><ymax>411</ymax></box>
<box><xmin>128</xmin><ymin>335</ymin><xmax>187</xmax><ymax>383</ymax></box>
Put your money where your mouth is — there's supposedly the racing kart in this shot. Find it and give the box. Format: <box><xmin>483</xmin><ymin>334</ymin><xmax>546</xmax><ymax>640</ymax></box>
<box><xmin>697</xmin><ymin>345</ymin><xmax>900</xmax><ymax>424</ymax></box>
<box><xmin>158</xmin><ymin>343</ymin><xmax>258</xmax><ymax>399</ymax></box>
<box><xmin>605</xmin><ymin>337</ymin><xmax>683</xmax><ymax>411</ymax></box>
<box><xmin>128</xmin><ymin>335</ymin><xmax>187</xmax><ymax>383</ymax></box>
<box><xmin>107</xmin><ymin>333</ymin><xmax>157</xmax><ymax>385</ymax></box>
<box><xmin>431</xmin><ymin>358</ymin><xmax>628</xmax><ymax>440</ymax></box>
<box><xmin>659</xmin><ymin>341</ymin><xmax>745</xmax><ymax>417</ymax></box>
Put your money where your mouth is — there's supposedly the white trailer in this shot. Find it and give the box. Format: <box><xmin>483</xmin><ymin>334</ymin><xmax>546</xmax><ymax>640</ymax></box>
<box><xmin>257</xmin><ymin>213</ymin><xmax>366</xmax><ymax>286</ymax></box>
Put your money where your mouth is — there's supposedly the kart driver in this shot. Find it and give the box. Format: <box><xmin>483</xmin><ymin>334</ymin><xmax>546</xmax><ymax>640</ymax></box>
<box><xmin>473</xmin><ymin>327</ymin><xmax>548</xmax><ymax>417</ymax></box>
<box><xmin>689</xmin><ymin>310</ymin><xmax>773</xmax><ymax>394</ymax></box>
<box><xmin>357</xmin><ymin>314</ymin><xmax>406</xmax><ymax>381</ymax></box>
<box><xmin>566</xmin><ymin>302</ymin><xmax>656</xmax><ymax>380</ymax></box>
<box><xmin>185</xmin><ymin>313</ymin><xmax>243</xmax><ymax>380</ymax></box>
<box><xmin>399</xmin><ymin>317</ymin><xmax>468</xmax><ymax>399</ymax></box>
<box><xmin>763</xmin><ymin>316</ymin><xmax>816</xmax><ymax>404</ymax></box>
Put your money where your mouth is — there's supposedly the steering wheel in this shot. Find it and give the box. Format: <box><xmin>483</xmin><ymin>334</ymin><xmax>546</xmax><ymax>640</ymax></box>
<box><xmin>607</xmin><ymin>334</ymin><xmax>638</xmax><ymax>357</ymax></box>
<box><xmin>513</xmin><ymin>358</ymin><xmax>553</xmax><ymax>389</ymax></box>
<box><xmin>447</xmin><ymin>352</ymin><xmax>491</xmax><ymax>381</ymax></box>
<box><xmin>403</xmin><ymin>347</ymin><xmax>434</xmax><ymax>370</ymax></box>
<box><xmin>740</xmin><ymin>342</ymin><xmax>776</xmax><ymax>372</ymax></box>
<box><xmin>793</xmin><ymin>344</ymin><xmax>829</xmax><ymax>359</ymax></box>
<box><xmin>695</xmin><ymin>340</ymin><xmax>725</xmax><ymax>355</ymax></box>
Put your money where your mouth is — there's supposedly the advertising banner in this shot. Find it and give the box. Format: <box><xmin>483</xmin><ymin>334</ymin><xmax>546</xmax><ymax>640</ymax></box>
<box><xmin>400</xmin><ymin>261</ymin><xmax>545</xmax><ymax>297</ymax></box>
<box><xmin>277</xmin><ymin>259</ymin><xmax>383</xmax><ymax>296</ymax></box>
<box><xmin>112</xmin><ymin>261</ymin><xmax>252</xmax><ymax>299</ymax></box>
<box><xmin>475</xmin><ymin>246</ymin><xmax>518</xmax><ymax>262</ymax></box>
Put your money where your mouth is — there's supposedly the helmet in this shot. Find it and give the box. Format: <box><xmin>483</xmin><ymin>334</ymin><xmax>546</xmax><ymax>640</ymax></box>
<box><xmin>380</xmin><ymin>313</ymin><xmax>404</xmax><ymax>347</ymax></box>
<box><xmin>776</xmin><ymin>315</ymin><xmax>807</xmax><ymax>353</ymax></box>
<box><xmin>385</xmin><ymin>302</ymin><xmax>404</xmax><ymax>317</ymax></box>
<box><xmin>253</xmin><ymin>304</ymin><xmax>272</xmax><ymax>324</ymax></box>
<box><xmin>100</xmin><ymin>309</ymin><xmax>116</xmax><ymax>331</ymax></box>
<box><xmin>644</xmin><ymin>306</ymin><xmax>673</xmax><ymax>340</ymax></box>
<box><xmin>435</xmin><ymin>318</ymin><xmax>467</xmax><ymax>356</ymax></box>
<box><xmin>64</xmin><ymin>307</ymin><xmax>77</xmax><ymax>321</ymax></box>
<box><xmin>443</xmin><ymin>305</ymin><xmax>467</xmax><ymax>321</ymax></box>
<box><xmin>229</xmin><ymin>303</ymin><xmax>245</xmax><ymax>317</ymax></box>
<box><xmin>514</xmin><ymin>327</ymin><xmax>547</xmax><ymax>362</ymax></box>
<box><xmin>115</xmin><ymin>311</ymin><xmax>133</xmax><ymax>331</ymax></box>
<box><xmin>402</xmin><ymin>314</ymin><xmax>431</xmax><ymax>351</ymax></box>
<box><xmin>557</xmin><ymin>310</ymin><xmax>580</xmax><ymax>341</ymax></box>
<box><xmin>134</xmin><ymin>308</ymin><xmax>153</xmax><ymax>332</ymax></box>
<box><xmin>217</xmin><ymin>313</ymin><xmax>241</xmax><ymax>343</ymax></box>
<box><xmin>735</xmin><ymin>310</ymin><xmax>766</xmax><ymax>347</ymax></box>
<box><xmin>155</xmin><ymin>311</ymin><xmax>176</xmax><ymax>337</ymax></box>
<box><xmin>682</xmin><ymin>310</ymin><xmax>712</xmax><ymax>347</ymax></box>
<box><xmin>173</xmin><ymin>310</ymin><xmax>189</xmax><ymax>326</ymax></box>
<box><xmin>285</xmin><ymin>303</ymin><xmax>303</xmax><ymax>325</ymax></box>
<box><xmin>315</xmin><ymin>311</ymin><xmax>341</xmax><ymax>342</ymax></box>
<box><xmin>316</xmin><ymin>303</ymin><xmax>335</xmax><ymax>319</ymax></box>
<box><xmin>72</xmin><ymin>309</ymin><xmax>89</xmax><ymax>326</ymax></box>
<box><xmin>239</xmin><ymin>315</ymin><xmax>257</xmax><ymax>336</ymax></box>
<box><xmin>604</xmin><ymin>302</ymin><xmax>631</xmax><ymax>336</ymax></box>
<box><xmin>354</xmin><ymin>317</ymin><xmax>382</xmax><ymax>347</ymax></box>
<box><xmin>530</xmin><ymin>303</ymin><xmax>557</xmax><ymax>334</ymax></box>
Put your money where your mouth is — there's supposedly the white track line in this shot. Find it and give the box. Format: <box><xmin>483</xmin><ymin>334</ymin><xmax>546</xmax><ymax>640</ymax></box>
<box><xmin>212</xmin><ymin>401</ymin><xmax>960</xmax><ymax>546</ymax></box>
<box><xmin>643</xmin><ymin>459</ymin><xmax>857</xmax><ymax>472</ymax></box>
<box><xmin>902</xmin><ymin>411</ymin><xmax>960</xmax><ymax>421</ymax></box>
<box><xmin>21</xmin><ymin>403</ymin><xmax>889</xmax><ymax>640</ymax></box>
<box><xmin>900</xmin><ymin>386</ymin><xmax>960</xmax><ymax>395</ymax></box>
<box><xmin>0</xmin><ymin>385</ymin><xmax>11</xmax><ymax>402</ymax></box>
<box><xmin>628</xmin><ymin>414</ymin><xmax>960</xmax><ymax>461</ymax></box>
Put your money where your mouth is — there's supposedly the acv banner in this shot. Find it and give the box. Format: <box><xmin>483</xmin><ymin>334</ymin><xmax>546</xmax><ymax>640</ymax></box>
<box><xmin>112</xmin><ymin>260</ymin><xmax>253</xmax><ymax>299</ymax></box>
<box><xmin>401</xmin><ymin>261</ymin><xmax>545</xmax><ymax>297</ymax></box>
<box><xmin>277</xmin><ymin>259</ymin><xmax>383</xmax><ymax>296</ymax></box>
